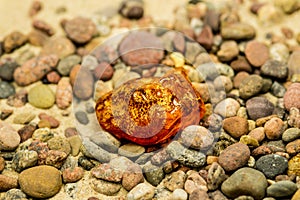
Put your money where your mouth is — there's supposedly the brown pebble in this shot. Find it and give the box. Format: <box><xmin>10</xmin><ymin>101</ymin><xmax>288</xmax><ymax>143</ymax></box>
<box><xmin>248</xmin><ymin>127</ymin><xmax>265</xmax><ymax>143</ymax></box>
<box><xmin>88</xmin><ymin>197</ymin><xmax>99</xmax><ymax>200</ymax></box>
<box><xmin>286</xmin><ymin>139</ymin><xmax>300</xmax><ymax>154</ymax></box>
<box><xmin>245</xmin><ymin>40</ymin><xmax>269</xmax><ymax>67</ymax></box>
<box><xmin>281</xmin><ymin>27</ymin><xmax>294</xmax><ymax>39</ymax></box>
<box><xmin>93</xmin><ymin>62</ymin><xmax>114</xmax><ymax>81</ymax></box>
<box><xmin>250</xmin><ymin>2</ymin><xmax>265</xmax><ymax>14</ymax></box>
<box><xmin>56</xmin><ymin>77</ymin><xmax>72</xmax><ymax>109</ymax></box>
<box><xmin>38</xmin><ymin>119</ymin><xmax>51</xmax><ymax>128</ymax></box>
<box><xmin>29</xmin><ymin>0</ymin><xmax>42</xmax><ymax>17</ymax></box>
<box><xmin>0</xmin><ymin>175</ymin><xmax>18</xmax><ymax>192</ymax></box>
<box><xmin>46</xmin><ymin>71</ymin><xmax>61</xmax><ymax>84</ymax></box>
<box><xmin>13</xmin><ymin>55</ymin><xmax>59</xmax><ymax>86</ymax></box>
<box><xmin>62</xmin><ymin>167</ymin><xmax>84</xmax><ymax>183</ymax></box>
<box><xmin>189</xmin><ymin>189</ymin><xmax>209</xmax><ymax>200</ymax></box>
<box><xmin>41</xmin><ymin>36</ymin><xmax>75</xmax><ymax>59</ymax></box>
<box><xmin>0</xmin><ymin>157</ymin><xmax>5</xmax><ymax>172</ymax></box>
<box><xmin>28</xmin><ymin>29</ymin><xmax>49</xmax><ymax>46</ymax></box>
<box><xmin>73</xmin><ymin>66</ymin><xmax>94</xmax><ymax>100</ymax></box>
<box><xmin>3</xmin><ymin>31</ymin><xmax>27</xmax><ymax>53</ymax></box>
<box><xmin>252</xmin><ymin>145</ymin><xmax>273</xmax><ymax>157</ymax></box>
<box><xmin>284</xmin><ymin>83</ymin><xmax>300</xmax><ymax>111</ymax></box>
<box><xmin>223</xmin><ymin>116</ymin><xmax>249</xmax><ymax>139</ymax></box>
<box><xmin>264</xmin><ymin>117</ymin><xmax>285</xmax><ymax>140</ymax></box>
<box><xmin>0</xmin><ymin>109</ymin><xmax>13</xmax><ymax>120</ymax></box>
<box><xmin>64</xmin><ymin>127</ymin><xmax>78</xmax><ymax>138</ymax></box>
<box><xmin>38</xmin><ymin>113</ymin><xmax>60</xmax><ymax>128</ymax></box>
<box><xmin>233</xmin><ymin>71</ymin><xmax>249</xmax><ymax>88</ymax></box>
<box><xmin>64</xmin><ymin>17</ymin><xmax>96</xmax><ymax>44</ymax></box>
<box><xmin>196</xmin><ymin>25</ymin><xmax>214</xmax><ymax>50</ymax></box>
<box><xmin>69</xmin><ymin>64</ymin><xmax>80</xmax><ymax>86</ymax></box>
<box><xmin>32</xmin><ymin>19</ymin><xmax>55</xmax><ymax>36</ymax></box>
<box><xmin>18</xmin><ymin>124</ymin><xmax>37</xmax><ymax>142</ymax></box>
<box><xmin>218</xmin><ymin>143</ymin><xmax>250</xmax><ymax>171</ymax></box>
<box><xmin>230</xmin><ymin>56</ymin><xmax>252</xmax><ymax>73</ymax></box>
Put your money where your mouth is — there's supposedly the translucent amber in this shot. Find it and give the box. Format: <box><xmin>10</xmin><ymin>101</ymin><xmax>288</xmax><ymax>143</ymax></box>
<box><xmin>95</xmin><ymin>68</ymin><xmax>205</xmax><ymax>146</ymax></box>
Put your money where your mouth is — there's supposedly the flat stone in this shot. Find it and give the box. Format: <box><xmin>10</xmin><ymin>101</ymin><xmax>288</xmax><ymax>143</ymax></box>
<box><xmin>28</xmin><ymin>84</ymin><xmax>55</xmax><ymax>109</ymax></box>
<box><xmin>221</xmin><ymin>23</ymin><xmax>255</xmax><ymax>40</ymax></box>
<box><xmin>261</xmin><ymin>59</ymin><xmax>288</xmax><ymax>79</ymax></box>
<box><xmin>267</xmin><ymin>180</ymin><xmax>297</xmax><ymax>198</ymax></box>
<box><xmin>0</xmin><ymin>121</ymin><xmax>21</xmax><ymax>151</ymax></box>
<box><xmin>282</xmin><ymin>128</ymin><xmax>300</xmax><ymax>142</ymax></box>
<box><xmin>118</xmin><ymin>143</ymin><xmax>145</xmax><ymax>158</ymax></box>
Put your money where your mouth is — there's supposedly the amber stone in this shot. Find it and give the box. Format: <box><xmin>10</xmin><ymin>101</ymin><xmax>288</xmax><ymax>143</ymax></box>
<box><xmin>95</xmin><ymin>68</ymin><xmax>205</xmax><ymax>146</ymax></box>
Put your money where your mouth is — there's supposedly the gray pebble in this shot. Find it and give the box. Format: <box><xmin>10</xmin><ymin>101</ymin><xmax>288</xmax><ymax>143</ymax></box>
<box><xmin>255</xmin><ymin>154</ymin><xmax>288</xmax><ymax>179</ymax></box>
<box><xmin>214</xmin><ymin>98</ymin><xmax>240</xmax><ymax>118</ymax></box>
<box><xmin>239</xmin><ymin>75</ymin><xmax>263</xmax><ymax>99</ymax></box>
<box><xmin>261</xmin><ymin>78</ymin><xmax>273</xmax><ymax>93</ymax></box>
<box><xmin>282</xmin><ymin>128</ymin><xmax>300</xmax><ymax>142</ymax></box>
<box><xmin>12</xmin><ymin>150</ymin><xmax>38</xmax><ymax>172</ymax></box>
<box><xmin>261</xmin><ymin>59</ymin><xmax>288</xmax><ymax>79</ymax></box>
<box><xmin>270</xmin><ymin>81</ymin><xmax>286</xmax><ymax>97</ymax></box>
<box><xmin>89</xmin><ymin>131</ymin><xmax>121</xmax><ymax>153</ymax></box>
<box><xmin>143</xmin><ymin>162</ymin><xmax>165</xmax><ymax>186</ymax></box>
<box><xmin>246</xmin><ymin>97</ymin><xmax>275</xmax><ymax>120</ymax></box>
<box><xmin>135</xmin><ymin>152</ymin><xmax>154</xmax><ymax>165</ymax></box>
<box><xmin>0</xmin><ymin>81</ymin><xmax>15</xmax><ymax>98</ymax></box>
<box><xmin>75</xmin><ymin>111</ymin><xmax>89</xmax><ymax>125</ymax></box>
<box><xmin>266</xmin><ymin>180</ymin><xmax>297</xmax><ymax>198</ymax></box>
<box><xmin>78</xmin><ymin>156</ymin><xmax>95</xmax><ymax>170</ymax></box>
<box><xmin>85</xmin><ymin>102</ymin><xmax>95</xmax><ymax>113</ymax></box>
<box><xmin>0</xmin><ymin>60</ymin><xmax>18</xmax><ymax>81</ymax></box>
<box><xmin>166</xmin><ymin>141</ymin><xmax>206</xmax><ymax>168</ymax></box>
<box><xmin>57</xmin><ymin>54</ymin><xmax>81</xmax><ymax>76</ymax></box>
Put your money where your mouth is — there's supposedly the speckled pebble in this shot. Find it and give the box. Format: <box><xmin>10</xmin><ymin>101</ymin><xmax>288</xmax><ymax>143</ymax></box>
<box><xmin>207</xmin><ymin>162</ymin><xmax>227</xmax><ymax>191</ymax></box>
<box><xmin>261</xmin><ymin>59</ymin><xmax>288</xmax><ymax>79</ymax></box>
<box><xmin>163</xmin><ymin>170</ymin><xmax>186</xmax><ymax>191</ymax></box>
<box><xmin>48</xmin><ymin>136</ymin><xmax>71</xmax><ymax>155</ymax></box>
<box><xmin>12</xmin><ymin>150</ymin><xmax>38</xmax><ymax>172</ymax></box>
<box><xmin>246</xmin><ymin>97</ymin><xmax>275</xmax><ymax>120</ymax></box>
<box><xmin>143</xmin><ymin>162</ymin><xmax>165</xmax><ymax>186</ymax></box>
<box><xmin>62</xmin><ymin>167</ymin><xmax>84</xmax><ymax>183</ymax></box>
<box><xmin>218</xmin><ymin>143</ymin><xmax>250</xmax><ymax>171</ymax></box>
<box><xmin>0</xmin><ymin>81</ymin><xmax>15</xmax><ymax>99</ymax></box>
<box><xmin>3</xmin><ymin>189</ymin><xmax>27</xmax><ymax>200</ymax></box>
<box><xmin>239</xmin><ymin>75</ymin><xmax>263</xmax><ymax>99</ymax></box>
<box><xmin>32</xmin><ymin>127</ymin><xmax>54</xmax><ymax>142</ymax></box>
<box><xmin>288</xmin><ymin>154</ymin><xmax>300</xmax><ymax>176</ymax></box>
<box><xmin>256</xmin><ymin>154</ymin><xmax>288</xmax><ymax>179</ymax></box>
<box><xmin>267</xmin><ymin>180</ymin><xmax>297</xmax><ymax>198</ymax></box>
<box><xmin>3</xmin><ymin>31</ymin><xmax>27</xmax><ymax>53</ymax></box>
<box><xmin>271</xmin><ymin>81</ymin><xmax>286</xmax><ymax>97</ymax></box>
<box><xmin>214</xmin><ymin>98</ymin><xmax>240</xmax><ymax>118</ymax></box>
<box><xmin>264</xmin><ymin>117</ymin><xmax>285</xmax><ymax>140</ymax></box>
<box><xmin>286</xmin><ymin>139</ymin><xmax>300</xmax><ymax>154</ymax></box>
<box><xmin>269</xmin><ymin>43</ymin><xmax>289</xmax><ymax>63</ymax></box>
<box><xmin>56</xmin><ymin>77</ymin><xmax>72</xmax><ymax>109</ymax></box>
<box><xmin>223</xmin><ymin>116</ymin><xmax>249</xmax><ymax>139</ymax></box>
<box><xmin>239</xmin><ymin>135</ymin><xmax>259</xmax><ymax>148</ymax></box>
<box><xmin>91</xmin><ymin>163</ymin><xmax>123</xmax><ymax>182</ymax></box>
<box><xmin>282</xmin><ymin>128</ymin><xmax>300</xmax><ymax>142</ymax></box>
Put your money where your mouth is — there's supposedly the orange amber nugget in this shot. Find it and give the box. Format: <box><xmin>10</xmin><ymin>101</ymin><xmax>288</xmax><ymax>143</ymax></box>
<box><xmin>95</xmin><ymin>68</ymin><xmax>205</xmax><ymax>146</ymax></box>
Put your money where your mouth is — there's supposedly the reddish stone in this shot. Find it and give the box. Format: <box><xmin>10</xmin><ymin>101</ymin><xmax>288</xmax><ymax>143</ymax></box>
<box><xmin>196</xmin><ymin>26</ymin><xmax>213</xmax><ymax>50</ymax></box>
<box><xmin>62</xmin><ymin>167</ymin><xmax>84</xmax><ymax>183</ymax></box>
<box><xmin>32</xmin><ymin>19</ymin><xmax>55</xmax><ymax>36</ymax></box>
<box><xmin>64</xmin><ymin>127</ymin><xmax>78</xmax><ymax>138</ymax></box>
<box><xmin>245</xmin><ymin>40</ymin><xmax>269</xmax><ymax>67</ymax></box>
<box><xmin>46</xmin><ymin>71</ymin><xmax>61</xmax><ymax>84</ymax></box>
<box><xmin>29</xmin><ymin>0</ymin><xmax>42</xmax><ymax>17</ymax></box>
<box><xmin>93</xmin><ymin>62</ymin><xmax>114</xmax><ymax>81</ymax></box>
<box><xmin>38</xmin><ymin>113</ymin><xmax>60</xmax><ymax>128</ymax></box>
<box><xmin>18</xmin><ymin>124</ymin><xmax>37</xmax><ymax>142</ymax></box>
<box><xmin>56</xmin><ymin>77</ymin><xmax>72</xmax><ymax>109</ymax></box>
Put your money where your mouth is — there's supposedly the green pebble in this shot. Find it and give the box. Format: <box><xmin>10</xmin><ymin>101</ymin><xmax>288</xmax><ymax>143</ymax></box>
<box><xmin>28</xmin><ymin>84</ymin><xmax>55</xmax><ymax>109</ymax></box>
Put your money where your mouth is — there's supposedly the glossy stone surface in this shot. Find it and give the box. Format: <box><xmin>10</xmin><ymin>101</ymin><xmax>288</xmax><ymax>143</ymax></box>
<box><xmin>95</xmin><ymin>68</ymin><xmax>205</xmax><ymax>146</ymax></box>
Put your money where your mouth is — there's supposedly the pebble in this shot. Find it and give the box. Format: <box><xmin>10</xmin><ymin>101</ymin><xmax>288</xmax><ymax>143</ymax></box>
<box><xmin>230</xmin><ymin>56</ymin><xmax>252</xmax><ymax>73</ymax></box>
<box><xmin>46</xmin><ymin>71</ymin><xmax>61</xmax><ymax>84</ymax></box>
<box><xmin>245</xmin><ymin>40</ymin><xmax>269</xmax><ymax>67</ymax></box>
<box><xmin>3</xmin><ymin>31</ymin><xmax>27</xmax><ymax>53</ymax></box>
<box><xmin>239</xmin><ymin>74</ymin><xmax>263</xmax><ymax>99</ymax></box>
<box><xmin>217</xmin><ymin>40</ymin><xmax>239</xmax><ymax>62</ymax></box>
<box><xmin>6</xmin><ymin>89</ymin><xmax>27</xmax><ymax>107</ymax></box>
<box><xmin>218</xmin><ymin>143</ymin><xmax>250</xmax><ymax>171</ymax></box>
<box><xmin>0</xmin><ymin>59</ymin><xmax>18</xmax><ymax>81</ymax></box>
<box><xmin>75</xmin><ymin>111</ymin><xmax>89</xmax><ymax>125</ymax></box>
<box><xmin>28</xmin><ymin>140</ymin><xmax>49</xmax><ymax>165</ymax></box>
<box><xmin>288</xmin><ymin>154</ymin><xmax>300</xmax><ymax>176</ymax></box>
<box><xmin>214</xmin><ymin>98</ymin><xmax>240</xmax><ymax>118</ymax></box>
<box><xmin>0</xmin><ymin>121</ymin><xmax>21</xmax><ymax>150</ymax></box>
<box><xmin>73</xmin><ymin>66</ymin><xmax>94</xmax><ymax>100</ymax></box>
<box><xmin>246</xmin><ymin>97</ymin><xmax>275</xmax><ymax>120</ymax></box>
<box><xmin>271</xmin><ymin>81</ymin><xmax>285</xmax><ymax>97</ymax></box>
<box><xmin>269</xmin><ymin>43</ymin><xmax>289</xmax><ymax>63</ymax></box>
<box><xmin>0</xmin><ymin>109</ymin><xmax>13</xmax><ymax>120</ymax></box>
<box><xmin>0</xmin><ymin>175</ymin><xmax>18</xmax><ymax>192</ymax></box>
<box><xmin>143</xmin><ymin>162</ymin><xmax>165</xmax><ymax>186</ymax></box>
<box><xmin>89</xmin><ymin>131</ymin><xmax>121</xmax><ymax>153</ymax></box>
<box><xmin>91</xmin><ymin>163</ymin><xmax>123</xmax><ymax>182</ymax></box>
<box><xmin>196</xmin><ymin>26</ymin><xmax>214</xmax><ymax>50</ymax></box>
<box><xmin>119</xmin><ymin>0</ymin><xmax>144</xmax><ymax>19</ymax></box>
<box><xmin>189</xmin><ymin>190</ymin><xmax>209</xmax><ymax>200</ymax></box>
<box><xmin>28</xmin><ymin>84</ymin><xmax>55</xmax><ymax>108</ymax></box>
<box><xmin>0</xmin><ymin>157</ymin><xmax>4</xmax><ymax>172</ymax></box>
<box><xmin>282</xmin><ymin>128</ymin><xmax>300</xmax><ymax>142</ymax></box>
<box><xmin>261</xmin><ymin>59</ymin><xmax>288</xmax><ymax>79</ymax></box>
<box><xmin>64</xmin><ymin>17</ymin><xmax>96</xmax><ymax>44</ymax></box>
<box><xmin>264</xmin><ymin>117</ymin><xmax>285</xmax><ymax>140</ymax></box>
<box><xmin>214</xmin><ymin>75</ymin><xmax>233</xmax><ymax>92</ymax></box>
<box><xmin>19</xmin><ymin>165</ymin><xmax>62</xmax><ymax>198</ymax></box>
<box><xmin>119</xmin><ymin>31</ymin><xmax>164</xmax><ymax>66</ymax></box>
<box><xmin>207</xmin><ymin>162</ymin><xmax>227</xmax><ymax>190</ymax></box>
<box><xmin>0</xmin><ymin>81</ymin><xmax>15</xmax><ymax>98</ymax></box>
<box><xmin>221</xmin><ymin>22</ymin><xmax>255</xmax><ymax>40</ymax></box>
<box><xmin>57</xmin><ymin>55</ymin><xmax>81</xmax><ymax>76</ymax></box>
<box><xmin>166</xmin><ymin>141</ymin><xmax>206</xmax><ymax>168</ymax></box>
<box><xmin>62</xmin><ymin>167</ymin><xmax>84</xmax><ymax>183</ymax></box>
<box><xmin>48</xmin><ymin>136</ymin><xmax>71</xmax><ymax>155</ymax></box>
<box><xmin>38</xmin><ymin>113</ymin><xmax>59</xmax><ymax>128</ymax></box>
<box><xmin>288</xmin><ymin>51</ymin><xmax>300</xmax><ymax>79</ymax></box>
<box><xmin>78</xmin><ymin>156</ymin><xmax>95</xmax><ymax>170</ymax></box>
<box><xmin>64</xmin><ymin>127</ymin><xmax>78</xmax><ymax>138</ymax></box>
<box><xmin>67</xmin><ymin>135</ymin><xmax>82</xmax><ymax>156</ymax></box>
<box><xmin>233</xmin><ymin>72</ymin><xmax>249</xmax><ymax>88</ymax></box>
<box><xmin>12</xmin><ymin>150</ymin><xmax>38</xmax><ymax>172</ymax></box>
<box><xmin>286</xmin><ymin>139</ymin><xmax>300</xmax><ymax>154</ymax></box>
<box><xmin>248</xmin><ymin>127</ymin><xmax>265</xmax><ymax>142</ymax></box>
<box><xmin>56</xmin><ymin>77</ymin><xmax>72</xmax><ymax>109</ymax></box>
<box><xmin>284</xmin><ymin>83</ymin><xmax>300</xmax><ymax>111</ymax></box>
<box><xmin>28</xmin><ymin>29</ymin><xmax>49</xmax><ymax>46</ymax></box>
<box><xmin>46</xmin><ymin>150</ymin><xmax>68</xmax><ymax>168</ymax></box>
<box><xmin>221</xmin><ymin>168</ymin><xmax>268</xmax><ymax>199</ymax></box>
<box><xmin>118</xmin><ymin>143</ymin><xmax>145</xmax><ymax>158</ymax></box>
<box><xmin>267</xmin><ymin>180</ymin><xmax>297</xmax><ymax>198</ymax></box>
<box><xmin>82</xmin><ymin>139</ymin><xmax>116</xmax><ymax>163</ymax></box>
<box><xmin>13</xmin><ymin>54</ymin><xmax>59</xmax><ymax>86</ymax></box>
<box><xmin>4</xmin><ymin>188</ymin><xmax>27</xmax><ymax>200</ymax></box>
<box><xmin>93</xmin><ymin>62</ymin><xmax>114</xmax><ymax>81</ymax></box>
<box><xmin>172</xmin><ymin>188</ymin><xmax>188</xmax><ymax>200</ymax></box>
<box><xmin>41</xmin><ymin>36</ymin><xmax>75</xmax><ymax>58</ymax></box>
<box><xmin>184</xmin><ymin>170</ymin><xmax>207</xmax><ymax>194</ymax></box>
<box><xmin>162</xmin><ymin>170</ymin><xmax>186</xmax><ymax>191</ymax></box>
<box><xmin>90</xmin><ymin>178</ymin><xmax>121</xmax><ymax>196</ymax></box>
<box><xmin>223</xmin><ymin>116</ymin><xmax>249</xmax><ymax>139</ymax></box>
<box><xmin>32</xmin><ymin>19</ymin><xmax>55</xmax><ymax>36</ymax></box>
<box><xmin>32</xmin><ymin>127</ymin><xmax>54</xmax><ymax>142</ymax></box>
<box><xmin>122</xmin><ymin>163</ymin><xmax>144</xmax><ymax>191</ymax></box>
<box><xmin>256</xmin><ymin>154</ymin><xmax>288</xmax><ymax>179</ymax></box>
<box><xmin>127</xmin><ymin>183</ymin><xmax>155</xmax><ymax>200</ymax></box>
<box><xmin>180</xmin><ymin>125</ymin><xmax>214</xmax><ymax>150</ymax></box>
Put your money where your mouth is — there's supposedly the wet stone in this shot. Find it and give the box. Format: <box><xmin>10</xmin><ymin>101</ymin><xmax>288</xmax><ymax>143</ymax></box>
<box><xmin>261</xmin><ymin>59</ymin><xmax>288</xmax><ymax>79</ymax></box>
<box><xmin>256</xmin><ymin>154</ymin><xmax>288</xmax><ymax>179</ymax></box>
<box><xmin>3</xmin><ymin>31</ymin><xmax>27</xmax><ymax>53</ymax></box>
<box><xmin>246</xmin><ymin>97</ymin><xmax>275</xmax><ymax>120</ymax></box>
<box><xmin>64</xmin><ymin>17</ymin><xmax>96</xmax><ymax>44</ymax></box>
<box><xmin>166</xmin><ymin>141</ymin><xmax>206</xmax><ymax>168</ymax></box>
<box><xmin>0</xmin><ymin>81</ymin><xmax>15</xmax><ymax>98</ymax></box>
<box><xmin>267</xmin><ymin>180</ymin><xmax>297</xmax><ymax>198</ymax></box>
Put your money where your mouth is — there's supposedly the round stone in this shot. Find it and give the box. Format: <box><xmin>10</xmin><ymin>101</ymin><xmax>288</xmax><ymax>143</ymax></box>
<box><xmin>286</xmin><ymin>139</ymin><xmax>300</xmax><ymax>154</ymax></box>
<box><xmin>269</xmin><ymin>43</ymin><xmax>289</xmax><ymax>63</ymax></box>
<box><xmin>172</xmin><ymin>188</ymin><xmax>188</xmax><ymax>200</ymax></box>
<box><xmin>75</xmin><ymin>111</ymin><xmax>89</xmax><ymax>125</ymax></box>
<box><xmin>248</xmin><ymin>127</ymin><xmax>265</xmax><ymax>142</ymax></box>
<box><xmin>0</xmin><ymin>121</ymin><xmax>21</xmax><ymax>151</ymax></box>
<box><xmin>261</xmin><ymin>59</ymin><xmax>288</xmax><ymax>79</ymax></box>
<box><xmin>264</xmin><ymin>117</ymin><xmax>285</xmax><ymax>140</ymax></box>
<box><xmin>245</xmin><ymin>40</ymin><xmax>269</xmax><ymax>67</ymax></box>
<box><xmin>214</xmin><ymin>98</ymin><xmax>240</xmax><ymax>118</ymax></box>
<box><xmin>267</xmin><ymin>181</ymin><xmax>298</xmax><ymax>198</ymax></box>
<box><xmin>0</xmin><ymin>81</ymin><xmax>15</xmax><ymax>99</ymax></box>
<box><xmin>126</xmin><ymin>183</ymin><xmax>155</xmax><ymax>200</ymax></box>
<box><xmin>256</xmin><ymin>154</ymin><xmax>288</xmax><ymax>179</ymax></box>
<box><xmin>239</xmin><ymin>75</ymin><xmax>263</xmax><ymax>99</ymax></box>
<box><xmin>284</xmin><ymin>83</ymin><xmax>300</xmax><ymax>111</ymax></box>
<box><xmin>28</xmin><ymin>84</ymin><xmax>55</xmax><ymax>109</ymax></box>
<box><xmin>282</xmin><ymin>128</ymin><xmax>300</xmax><ymax>142</ymax></box>
<box><xmin>41</xmin><ymin>36</ymin><xmax>75</xmax><ymax>59</ymax></box>
<box><xmin>246</xmin><ymin>97</ymin><xmax>275</xmax><ymax>120</ymax></box>
<box><xmin>0</xmin><ymin>59</ymin><xmax>18</xmax><ymax>81</ymax></box>
<box><xmin>223</xmin><ymin>116</ymin><xmax>249</xmax><ymax>139</ymax></box>
<box><xmin>118</xmin><ymin>31</ymin><xmax>164</xmax><ymax>66</ymax></box>
<box><xmin>221</xmin><ymin>168</ymin><xmax>268</xmax><ymax>199</ymax></box>
<box><xmin>19</xmin><ymin>165</ymin><xmax>62</xmax><ymax>198</ymax></box>
<box><xmin>230</xmin><ymin>56</ymin><xmax>252</xmax><ymax>73</ymax></box>
<box><xmin>62</xmin><ymin>167</ymin><xmax>84</xmax><ymax>183</ymax></box>
<box><xmin>47</xmin><ymin>136</ymin><xmax>71</xmax><ymax>155</ymax></box>
<box><xmin>217</xmin><ymin>40</ymin><xmax>239</xmax><ymax>62</ymax></box>
<box><xmin>233</xmin><ymin>71</ymin><xmax>250</xmax><ymax>88</ymax></box>
<box><xmin>118</xmin><ymin>143</ymin><xmax>145</xmax><ymax>158</ymax></box>
<box><xmin>57</xmin><ymin>54</ymin><xmax>81</xmax><ymax>76</ymax></box>
<box><xmin>180</xmin><ymin>125</ymin><xmax>214</xmax><ymax>150</ymax></box>
<box><xmin>218</xmin><ymin>143</ymin><xmax>250</xmax><ymax>171</ymax></box>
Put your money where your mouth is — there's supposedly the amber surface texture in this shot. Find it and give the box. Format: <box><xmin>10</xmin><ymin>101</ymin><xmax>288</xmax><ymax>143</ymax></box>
<box><xmin>95</xmin><ymin>68</ymin><xmax>205</xmax><ymax>146</ymax></box>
